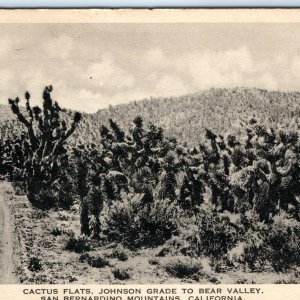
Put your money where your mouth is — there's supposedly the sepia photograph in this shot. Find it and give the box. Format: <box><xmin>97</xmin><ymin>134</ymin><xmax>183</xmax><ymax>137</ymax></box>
<box><xmin>0</xmin><ymin>9</ymin><xmax>299</xmax><ymax>285</ymax></box>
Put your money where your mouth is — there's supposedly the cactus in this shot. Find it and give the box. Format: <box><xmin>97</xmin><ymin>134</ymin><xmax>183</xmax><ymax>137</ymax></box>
<box><xmin>8</xmin><ymin>86</ymin><xmax>82</xmax><ymax>209</ymax></box>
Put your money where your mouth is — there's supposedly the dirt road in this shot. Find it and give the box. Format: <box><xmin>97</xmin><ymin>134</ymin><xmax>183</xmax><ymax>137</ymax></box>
<box><xmin>0</xmin><ymin>184</ymin><xmax>16</xmax><ymax>283</ymax></box>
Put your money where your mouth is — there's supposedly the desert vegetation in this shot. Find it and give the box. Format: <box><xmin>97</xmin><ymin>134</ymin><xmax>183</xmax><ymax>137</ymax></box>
<box><xmin>0</xmin><ymin>86</ymin><xmax>299</xmax><ymax>283</ymax></box>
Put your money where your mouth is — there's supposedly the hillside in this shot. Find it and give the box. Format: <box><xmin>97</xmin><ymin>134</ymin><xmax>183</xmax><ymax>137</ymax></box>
<box><xmin>1</xmin><ymin>87</ymin><xmax>300</xmax><ymax>146</ymax></box>
<box><xmin>75</xmin><ymin>87</ymin><xmax>300</xmax><ymax>146</ymax></box>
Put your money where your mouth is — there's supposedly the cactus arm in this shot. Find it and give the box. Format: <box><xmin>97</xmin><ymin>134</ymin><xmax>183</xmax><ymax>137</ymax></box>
<box><xmin>8</xmin><ymin>97</ymin><xmax>39</xmax><ymax>150</ymax></box>
<box><xmin>61</xmin><ymin>112</ymin><xmax>82</xmax><ymax>142</ymax></box>
<box><xmin>50</xmin><ymin>123</ymin><xmax>78</xmax><ymax>158</ymax></box>
<box><xmin>63</xmin><ymin>123</ymin><xmax>77</xmax><ymax>141</ymax></box>
<box><xmin>26</xmin><ymin>100</ymin><xmax>33</xmax><ymax>121</ymax></box>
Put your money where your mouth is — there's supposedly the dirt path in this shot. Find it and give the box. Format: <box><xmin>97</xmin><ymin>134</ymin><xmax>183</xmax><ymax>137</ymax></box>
<box><xmin>0</xmin><ymin>184</ymin><xmax>16</xmax><ymax>283</ymax></box>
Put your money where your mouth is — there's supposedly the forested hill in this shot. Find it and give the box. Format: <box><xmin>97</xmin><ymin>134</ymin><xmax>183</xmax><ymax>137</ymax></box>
<box><xmin>0</xmin><ymin>104</ymin><xmax>18</xmax><ymax>123</ymax></box>
<box><xmin>1</xmin><ymin>87</ymin><xmax>300</xmax><ymax>146</ymax></box>
<box><xmin>0</xmin><ymin>104</ymin><xmax>22</xmax><ymax>137</ymax></box>
<box><xmin>78</xmin><ymin>87</ymin><xmax>300</xmax><ymax>146</ymax></box>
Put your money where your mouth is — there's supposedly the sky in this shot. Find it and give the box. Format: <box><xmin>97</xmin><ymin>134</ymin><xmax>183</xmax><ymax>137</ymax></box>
<box><xmin>1</xmin><ymin>23</ymin><xmax>300</xmax><ymax>113</ymax></box>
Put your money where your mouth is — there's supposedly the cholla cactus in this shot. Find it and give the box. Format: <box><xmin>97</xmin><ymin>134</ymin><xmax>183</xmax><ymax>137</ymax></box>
<box><xmin>8</xmin><ymin>86</ymin><xmax>82</xmax><ymax>209</ymax></box>
<box><xmin>73</xmin><ymin>147</ymin><xmax>90</xmax><ymax>235</ymax></box>
<box><xmin>132</xmin><ymin>166</ymin><xmax>154</xmax><ymax>204</ymax></box>
<box><xmin>131</xmin><ymin>115</ymin><xmax>144</xmax><ymax>149</ymax></box>
<box><xmin>88</xmin><ymin>176</ymin><xmax>103</xmax><ymax>239</ymax></box>
<box><xmin>156</xmin><ymin>153</ymin><xmax>179</xmax><ymax>201</ymax></box>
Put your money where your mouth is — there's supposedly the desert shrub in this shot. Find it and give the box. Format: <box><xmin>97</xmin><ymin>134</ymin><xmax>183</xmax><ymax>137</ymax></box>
<box><xmin>264</xmin><ymin>214</ymin><xmax>300</xmax><ymax>272</ymax></box>
<box><xmin>50</xmin><ymin>227</ymin><xmax>63</xmax><ymax>236</ymax></box>
<box><xmin>241</xmin><ymin>232</ymin><xmax>266</xmax><ymax>271</ymax></box>
<box><xmin>162</xmin><ymin>235</ymin><xmax>194</xmax><ymax>257</ymax></box>
<box><xmin>237</xmin><ymin>213</ymin><xmax>268</xmax><ymax>270</ymax></box>
<box><xmin>87</xmin><ymin>255</ymin><xmax>109</xmax><ymax>268</ymax></box>
<box><xmin>155</xmin><ymin>230</ymin><xmax>201</xmax><ymax>258</ymax></box>
<box><xmin>240</xmin><ymin>211</ymin><xmax>261</xmax><ymax>234</ymax></box>
<box><xmin>64</xmin><ymin>236</ymin><xmax>91</xmax><ymax>253</ymax></box>
<box><xmin>235</xmin><ymin>278</ymin><xmax>250</xmax><ymax>284</ymax></box>
<box><xmin>240</xmin><ymin>213</ymin><xmax>300</xmax><ymax>272</ymax></box>
<box><xmin>163</xmin><ymin>256</ymin><xmax>203</xmax><ymax>279</ymax></box>
<box><xmin>183</xmin><ymin>209</ymin><xmax>239</xmax><ymax>260</ymax></box>
<box><xmin>28</xmin><ymin>274</ymin><xmax>53</xmax><ymax>284</ymax></box>
<box><xmin>208</xmin><ymin>276</ymin><xmax>220</xmax><ymax>283</ymax></box>
<box><xmin>28</xmin><ymin>257</ymin><xmax>42</xmax><ymax>272</ymax></box>
<box><xmin>109</xmin><ymin>245</ymin><xmax>129</xmax><ymax>261</ymax></box>
<box><xmin>11</xmin><ymin>181</ymin><xmax>26</xmax><ymax>195</ymax></box>
<box><xmin>27</xmin><ymin>186</ymin><xmax>56</xmax><ymax>210</ymax></box>
<box><xmin>67</xmin><ymin>276</ymin><xmax>78</xmax><ymax>283</ymax></box>
<box><xmin>274</xmin><ymin>278</ymin><xmax>299</xmax><ymax>284</ymax></box>
<box><xmin>50</xmin><ymin>227</ymin><xmax>73</xmax><ymax>237</ymax></box>
<box><xmin>79</xmin><ymin>253</ymin><xmax>90</xmax><ymax>263</ymax></box>
<box><xmin>112</xmin><ymin>267</ymin><xmax>131</xmax><ymax>280</ymax></box>
<box><xmin>106</xmin><ymin>197</ymin><xmax>180</xmax><ymax>249</ymax></box>
<box><xmin>200</xmin><ymin>212</ymin><xmax>239</xmax><ymax>258</ymax></box>
<box><xmin>31</xmin><ymin>210</ymin><xmax>48</xmax><ymax>219</ymax></box>
<box><xmin>57</xmin><ymin>212</ymin><xmax>70</xmax><ymax>221</ymax></box>
<box><xmin>148</xmin><ymin>258</ymin><xmax>159</xmax><ymax>265</ymax></box>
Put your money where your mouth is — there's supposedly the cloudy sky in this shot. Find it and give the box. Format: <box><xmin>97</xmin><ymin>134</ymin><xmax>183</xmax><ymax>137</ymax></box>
<box><xmin>1</xmin><ymin>23</ymin><xmax>300</xmax><ymax>112</ymax></box>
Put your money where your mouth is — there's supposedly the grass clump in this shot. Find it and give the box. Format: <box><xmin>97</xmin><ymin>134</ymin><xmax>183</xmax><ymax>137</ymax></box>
<box><xmin>109</xmin><ymin>245</ymin><xmax>129</xmax><ymax>261</ymax></box>
<box><xmin>50</xmin><ymin>227</ymin><xmax>63</xmax><ymax>236</ymax></box>
<box><xmin>163</xmin><ymin>256</ymin><xmax>203</xmax><ymax>279</ymax></box>
<box><xmin>65</xmin><ymin>236</ymin><xmax>91</xmax><ymax>253</ymax></box>
<box><xmin>28</xmin><ymin>257</ymin><xmax>42</xmax><ymax>272</ymax></box>
<box><xmin>149</xmin><ymin>257</ymin><xmax>159</xmax><ymax>265</ymax></box>
<box><xmin>106</xmin><ymin>197</ymin><xmax>179</xmax><ymax>249</ymax></box>
<box><xmin>57</xmin><ymin>212</ymin><xmax>69</xmax><ymax>221</ymax></box>
<box><xmin>50</xmin><ymin>227</ymin><xmax>73</xmax><ymax>237</ymax></box>
<box><xmin>112</xmin><ymin>267</ymin><xmax>131</xmax><ymax>280</ymax></box>
<box><xmin>87</xmin><ymin>255</ymin><xmax>109</xmax><ymax>268</ymax></box>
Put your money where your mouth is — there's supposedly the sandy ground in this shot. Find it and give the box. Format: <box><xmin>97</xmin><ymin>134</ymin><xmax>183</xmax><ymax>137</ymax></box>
<box><xmin>0</xmin><ymin>183</ymin><xmax>16</xmax><ymax>283</ymax></box>
<box><xmin>0</xmin><ymin>181</ymin><xmax>299</xmax><ymax>284</ymax></box>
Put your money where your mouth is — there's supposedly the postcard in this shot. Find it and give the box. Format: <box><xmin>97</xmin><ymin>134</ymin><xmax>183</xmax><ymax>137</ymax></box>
<box><xmin>0</xmin><ymin>8</ymin><xmax>299</xmax><ymax>300</ymax></box>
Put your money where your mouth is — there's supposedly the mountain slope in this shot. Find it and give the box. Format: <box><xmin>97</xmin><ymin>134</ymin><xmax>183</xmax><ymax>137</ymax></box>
<box><xmin>1</xmin><ymin>87</ymin><xmax>300</xmax><ymax>146</ymax></box>
<box><xmin>83</xmin><ymin>87</ymin><xmax>300</xmax><ymax>146</ymax></box>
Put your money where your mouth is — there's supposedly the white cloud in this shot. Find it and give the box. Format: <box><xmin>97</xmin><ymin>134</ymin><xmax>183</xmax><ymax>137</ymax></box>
<box><xmin>258</xmin><ymin>73</ymin><xmax>278</xmax><ymax>90</ymax></box>
<box><xmin>218</xmin><ymin>46</ymin><xmax>255</xmax><ymax>73</ymax></box>
<box><xmin>154</xmin><ymin>74</ymin><xmax>188</xmax><ymax>97</ymax></box>
<box><xmin>86</xmin><ymin>55</ymin><xmax>135</xmax><ymax>89</ymax></box>
<box><xmin>142</xmin><ymin>46</ymin><xmax>281</xmax><ymax>93</ymax></box>
<box><xmin>144</xmin><ymin>47</ymin><xmax>166</xmax><ymax>66</ymax></box>
<box><xmin>55</xmin><ymin>88</ymin><xmax>106</xmax><ymax>113</ymax></box>
<box><xmin>178</xmin><ymin>47</ymin><xmax>264</xmax><ymax>89</ymax></box>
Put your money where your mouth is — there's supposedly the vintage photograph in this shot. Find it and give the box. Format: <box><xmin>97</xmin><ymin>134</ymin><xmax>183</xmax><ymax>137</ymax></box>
<box><xmin>0</xmin><ymin>10</ymin><xmax>299</xmax><ymax>284</ymax></box>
